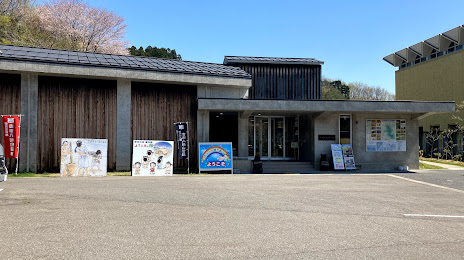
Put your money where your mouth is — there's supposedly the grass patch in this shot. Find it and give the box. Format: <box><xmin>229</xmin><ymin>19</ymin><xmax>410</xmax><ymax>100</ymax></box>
<box><xmin>419</xmin><ymin>162</ymin><xmax>445</xmax><ymax>169</ymax></box>
<box><xmin>7</xmin><ymin>172</ymin><xmax>60</xmax><ymax>177</ymax></box>
<box><xmin>420</xmin><ymin>157</ymin><xmax>464</xmax><ymax>167</ymax></box>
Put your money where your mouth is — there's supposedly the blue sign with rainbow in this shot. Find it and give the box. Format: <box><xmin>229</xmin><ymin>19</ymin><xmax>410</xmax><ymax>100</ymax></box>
<box><xmin>198</xmin><ymin>142</ymin><xmax>233</xmax><ymax>172</ymax></box>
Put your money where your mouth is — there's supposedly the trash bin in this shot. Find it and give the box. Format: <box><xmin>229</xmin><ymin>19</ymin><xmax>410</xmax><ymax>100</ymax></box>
<box><xmin>252</xmin><ymin>155</ymin><xmax>263</xmax><ymax>174</ymax></box>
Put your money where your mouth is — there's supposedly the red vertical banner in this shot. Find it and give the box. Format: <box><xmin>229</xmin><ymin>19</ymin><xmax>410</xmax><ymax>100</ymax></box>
<box><xmin>2</xmin><ymin>115</ymin><xmax>20</xmax><ymax>158</ymax></box>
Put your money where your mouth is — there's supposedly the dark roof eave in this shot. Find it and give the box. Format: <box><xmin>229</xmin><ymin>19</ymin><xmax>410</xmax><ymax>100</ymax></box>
<box><xmin>0</xmin><ymin>56</ymin><xmax>252</xmax><ymax>79</ymax></box>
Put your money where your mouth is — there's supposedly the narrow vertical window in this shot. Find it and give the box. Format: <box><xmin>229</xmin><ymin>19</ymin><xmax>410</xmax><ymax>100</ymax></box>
<box><xmin>339</xmin><ymin>115</ymin><xmax>351</xmax><ymax>145</ymax></box>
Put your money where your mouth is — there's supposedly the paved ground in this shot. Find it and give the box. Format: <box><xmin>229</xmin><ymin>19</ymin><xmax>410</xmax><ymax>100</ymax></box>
<box><xmin>0</xmin><ymin>172</ymin><xmax>463</xmax><ymax>259</ymax></box>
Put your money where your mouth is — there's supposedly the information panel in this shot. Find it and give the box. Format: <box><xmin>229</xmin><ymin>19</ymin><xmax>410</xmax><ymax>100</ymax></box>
<box><xmin>132</xmin><ymin>140</ymin><xmax>174</xmax><ymax>176</ymax></box>
<box><xmin>331</xmin><ymin>144</ymin><xmax>345</xmax><ymax>170</ymax></box>
<box><xmin>342</xmin><ymin>144</ymin><xmax>356</xmax><ymax>170</ymax></box>
<box><xmin>60</xmin><ymin>138</ymin><xmax>108</xmax><ymax>177</ymax></box>
<box><xmin>366</xmin><ymin>119</ymin><xmax>406</xmax><ymax>152</ymax></box>
<box><xmin>199</xmin><ymin>142</ymin><xmax>233</xmax><ymax>172</ymax></box>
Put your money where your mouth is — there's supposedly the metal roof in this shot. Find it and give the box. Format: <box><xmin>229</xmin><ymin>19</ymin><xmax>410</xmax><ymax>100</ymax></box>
<box><xmin>223</xmin><ymin>56</ymin><xmax>324</xmax><ymax>65</ymax></box>
<box><xmin>0</xmin><ymin>44</ymin><xmax>251</xmax><ymax>79</ymax></box>
<box><xmin>383</xmin><ymin>25</ymin><xmax>464</xmax><ymax>67</ymax></box>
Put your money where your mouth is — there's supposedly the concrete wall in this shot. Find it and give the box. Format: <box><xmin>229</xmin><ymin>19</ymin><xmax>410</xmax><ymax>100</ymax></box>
<box><xmin>197</xmin><ymin>85</ymin><xmax>249</xmax><ymax>99</ymax></box>
<box><xmin>396</xmin><ymin>49</ymin><xmax>464</xmax><ymax>129</ymax></box>
<box><xmin>19</xmin><ymin>73</ymin><xmax>38</xmax><ymax>172</ymax></box>
<box><xmin>314</xmin><ymin>113</ymin><xmax>419</xmax><ymax>171</ymax></box>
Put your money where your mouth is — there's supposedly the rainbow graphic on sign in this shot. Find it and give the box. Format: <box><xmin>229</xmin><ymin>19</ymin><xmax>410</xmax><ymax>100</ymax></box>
<box><xmin>199</xmin><ymin>142</ymin><xmax>233</xmax><ymax>171</ymax></box>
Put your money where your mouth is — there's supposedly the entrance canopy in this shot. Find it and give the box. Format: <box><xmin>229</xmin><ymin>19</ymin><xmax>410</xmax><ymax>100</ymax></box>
<box><xmin>198</xmin><ymin>99</ymin><xmax>455</xmax><ymax>119</ymax></box>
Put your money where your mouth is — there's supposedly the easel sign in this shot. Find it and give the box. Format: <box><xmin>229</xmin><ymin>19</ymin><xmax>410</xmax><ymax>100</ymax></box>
<box><xmin>198</xmin><ymin>142</ymin><xmax>233</xmax><ymax>174</ymax></box>
<box><xmin>331</xmin><ymin>144</ymin><xmax>345</xmax><ymax>170</ymax></box>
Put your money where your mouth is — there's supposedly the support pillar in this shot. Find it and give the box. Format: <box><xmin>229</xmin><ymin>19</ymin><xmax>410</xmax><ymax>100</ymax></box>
<box><xmin>237</xmin><ymin>117</ymin><xmax>248</xmax><ymax>158</ymax></box>
<box><xmin>116</xmin><ymin>79</ymin><xmax>131</xmax><ymax>171</ymax></box>
<box><xmin>19</xmin><ymin>73</ymin><xmax>38</xmax><ymax>173</ymax></box>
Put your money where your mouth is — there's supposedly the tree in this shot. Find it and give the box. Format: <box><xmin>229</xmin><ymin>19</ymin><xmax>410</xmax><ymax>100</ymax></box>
<box><xmin>321</xmin><ymin>78</ymin><xmax>349</xmax><ymax>100</ymax></box>
<box><xmin>35</xmin><ymin>0</ymin><xmax>129</xmax><ymax>54</ymax></box>
<box><xmin>129</xmin><ymin>45</ymin><xmax>182</xmax><ymax>60</ymax></box>
<box><xmin>349</xmin><ymin>82</ymin><xmax>395</xmax><ymax>100</ymax></box>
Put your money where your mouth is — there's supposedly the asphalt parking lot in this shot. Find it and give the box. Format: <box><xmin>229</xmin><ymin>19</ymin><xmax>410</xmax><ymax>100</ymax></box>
<box><xmin>1</xmin><ymin>171</ymin><xmax>463</xmax><ymax>259</ymax></box>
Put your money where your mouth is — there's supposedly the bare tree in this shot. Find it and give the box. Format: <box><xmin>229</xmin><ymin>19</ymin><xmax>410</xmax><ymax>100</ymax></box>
<box><xmin>349</xmin><ymin>82</ymin><xmax>395</xmax><ymax>100</ymax></box>
<box><xmin>36</xmin><ymin>0</ymin><xmax>129</xmax><ymax>55</ymax></box>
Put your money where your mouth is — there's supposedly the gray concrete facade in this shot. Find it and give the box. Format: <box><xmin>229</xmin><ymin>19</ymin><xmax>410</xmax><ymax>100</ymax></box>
<box><xmin>0</xmin><ymin>60</ymin><xmax>251</xmax><ymax>89</ymax></box>
<box><xmin>116</xmin><ymin>79</ymin><xmax>132</xmax><ymax>171</ymax></box>
<box><xmin>198</xmin><ymin>98</ymin><xmax>455</xmax><ymax>172</ymax></box>
<box><xmin>314</xmin><ymin>113</ymin><xmax>419</xmax><ymax>171</ymax></box>
<box><xmin>19</xmin><ymin>73</ymin><xmax>38</xmax><ymax>173</ymax></box>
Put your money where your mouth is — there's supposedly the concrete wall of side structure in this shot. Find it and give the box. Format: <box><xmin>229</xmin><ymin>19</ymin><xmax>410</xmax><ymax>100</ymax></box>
<box><xmin>314</xmin><ymin>113</ymin><xmax>419</xmax><ymax>171</ymax></box>
<box><xmin>396</xmin><ymin>48</ymin><xmax>464</xmax><ymax>130</ymax></box>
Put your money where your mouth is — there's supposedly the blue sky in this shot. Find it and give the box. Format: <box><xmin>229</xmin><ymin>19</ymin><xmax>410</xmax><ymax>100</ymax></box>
<box><xmin>88</xmin><ymin>0</ymin><xmax>464</xmax><ymax>94</ymax></box>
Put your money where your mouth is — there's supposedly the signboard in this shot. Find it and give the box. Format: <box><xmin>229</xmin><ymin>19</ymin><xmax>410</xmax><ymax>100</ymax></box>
<box><xmin>60</xmin><ymin>138</ymin><xmax>108</xmax><ymax>177</ymax></box>
<box><xmin>341</xmin><ymin>144</ymin><xmax>356</xmax><ymax>170</ymax></box>
<box><xmin>174</xmin><ymin>122</ymin><xmax>188</xmax><ymax>159</ymax></box>
<box><xmin>199</xmin><ymin>142</ymin><xmax>233</xmax><ymax>172</ymax></box>
<box><xmin>331</xmin><ymin>144</ymin><xmax>345</xmax><ymax>170</ymax></box>
<box><xmin>2</xmin><ymin>115</ymin><xmax>20</xmax><ymax>158</ymax></box>
<box><xmin>366</xmin><ymin>119</ymin><xmax>406</xmax><ymax>152</ymax></box>
<box><xmin>318</xmin><ymin>135</ymin><xmax>336</xmax><ymax>141</ymax></box>
<box><xmin>132</xmin><ymin>140</ymin><xmax>174</xmax><ymax>176</ymax></box>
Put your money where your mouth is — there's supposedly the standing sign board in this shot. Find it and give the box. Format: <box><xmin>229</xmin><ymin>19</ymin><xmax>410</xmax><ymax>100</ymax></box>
<box><xmin>132</xmin><ymin>140</ymin><xmax>174</xmax><ymax>176</ymax></box>
<box><xmin>341</xmin><ymin>144</ymin><xmax>356</xmax><ymax>170</ymax></box>
<box><xmin>199</xmin><ymin>142</ymin><xmax>233</xmax><ymax>173</ymax></box>
<box><xmin>174</xmin><ymin>122</ymin><xmax>188</xmax><ymax>159</ymax></box>
<box><xmin>331</xmin><ymin>144</ymin><xmax>345</xmax><ymax>170</ymax></box>
<box><xmin>2</xmin><ymin>115</ymin><xmax>20</xmax><ymax>158</ymax></box>
<box><xmin>60</xmin><ymin>138</ymin><xmax>108</xmax><ymax>177</ymax></box>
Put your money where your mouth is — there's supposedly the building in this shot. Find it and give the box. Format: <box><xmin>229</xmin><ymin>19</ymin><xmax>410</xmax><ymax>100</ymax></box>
<box><xmin>0</xmin><ymin>44</ymin><xmax>454</xmax><ymax>173</ymax></box>
<box><xmin>383</xmin><ymin>25</ymin><xmax>464</xmax><ymax>156</ymax></box>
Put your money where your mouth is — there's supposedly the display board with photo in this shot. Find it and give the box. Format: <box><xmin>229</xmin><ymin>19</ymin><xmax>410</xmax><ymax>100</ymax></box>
<box><xmin>132</xmin><ymin>140</ymin><xmax>174</xmax><ymax>176</ymax></box>
<box><xmin>60</xmin><ymin>138</ymin><xmax>108</xmax><ymax>177</ymax></box>
<box><xmin>366</xmin><ymin>119</ymin><xmax>406</xmax><ymax>152</ymax></box>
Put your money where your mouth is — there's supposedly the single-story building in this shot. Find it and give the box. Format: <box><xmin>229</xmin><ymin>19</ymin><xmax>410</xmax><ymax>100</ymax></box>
<box><xmin>0</xmin><ymin>45</ymin><xmax>454</xmax><ymax>173</ymax></box>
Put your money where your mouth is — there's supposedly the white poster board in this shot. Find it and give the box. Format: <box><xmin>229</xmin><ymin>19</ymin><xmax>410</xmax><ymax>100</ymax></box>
<box><xmin>331</xmin><ymin>144</ymin><xmax>345</xmax><ymax>170</ymax></box>
<box><xmin>60</xmin><ymin>138</ymin><xmax>108</xmax><ymax>177</ymax></box>
<box><xmin>342</xmin><ymin>144</ymin><xmax>356</xmax><ymax>170</ymax></box>
<box><xmin>366</xmin><ymin>119</ymin><xmax>406</xmax><ymax>152</ymax></box>
<box><xmin>132</xmin><ymin>140</ymin><xmax>174</xmax><ymax>176</ymax></box>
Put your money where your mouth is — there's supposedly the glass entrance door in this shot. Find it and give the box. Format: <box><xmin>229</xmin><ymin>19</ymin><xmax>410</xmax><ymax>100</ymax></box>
<box><xmin>254</xmin><ymin>116</ymin><xmax>285</xmax><ymax>160</ymax></box>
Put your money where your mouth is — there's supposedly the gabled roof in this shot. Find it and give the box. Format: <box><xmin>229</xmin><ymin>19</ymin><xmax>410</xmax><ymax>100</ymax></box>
<box><xmin>0</xmin><ymin>44</ymin><xmax>251</xmax><ymax>79</ymax></box>
<box><xmin>223</xmin><ymin>56</ymin><xmax>324</xmax><ymax>65</ymax></box>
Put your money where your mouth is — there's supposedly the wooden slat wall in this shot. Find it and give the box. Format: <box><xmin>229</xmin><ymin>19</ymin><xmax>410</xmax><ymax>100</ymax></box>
<box><xmin>0</xmin><ymin>73</ymin><xmax>21</xmax><ymax>170</ymax></box>
<box><xmin>237</xmin><ymin>64</ymin><xmax>321</xmax><ymax>100</ymax></box>
<box><xmin>37</xmin><ymin>76</ymin><xmax>117</xmax><ymax>173</ymax></box>
<box><xmin>131</xmin><ymin>82</ymin><xmax>197</xmax><ymax>172</ymax></box>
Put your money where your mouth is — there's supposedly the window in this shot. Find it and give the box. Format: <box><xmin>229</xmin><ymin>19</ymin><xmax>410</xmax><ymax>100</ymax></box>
<box><xmin>339</xmin><ymin>115</ymin><xmax>351</xmax><ymax>145</ymax></box>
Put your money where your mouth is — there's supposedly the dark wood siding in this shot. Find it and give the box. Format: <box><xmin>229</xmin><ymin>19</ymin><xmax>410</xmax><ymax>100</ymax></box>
<box><xmin>131</xmin><ymin>82</ymin><xmax>197</xmax><ymax>172</ymax></box>
<box><xmin>37</xmin><ymin>76</ymin><xmax>117</xmax><ymax>173</ymax></box>
<box><xmin>0</xmin><ymin>73</ymin><xmax>21</xmax><ymax>170</ymax></box>
<box><xmin>237</xmin><ymin>64</ymin><xmax>321</xmax><ymax>100</ymax></box>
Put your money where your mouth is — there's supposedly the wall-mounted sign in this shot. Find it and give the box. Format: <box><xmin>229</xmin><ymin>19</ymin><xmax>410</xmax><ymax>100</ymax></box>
<box><xmin>132</xmin><ymin>140</ymin><xmax>174</xmax><ymax>176</ymax></box>
<box><xmin>342</xmin><ymin>144</ymin><xmax>356</xmax><ymax>170</ymax></box>
<box><xmin>318</xmin><ymin>135</ymin><xmax>336</xmax><ymax>141</ymax></box>
<box><xmin>366</xmin><ymin>119</ymin><xmax>406</xmax><ymax>152</ymax></box>
<box><xmin>331</xmin><ymin>144</ymin><xmax>345</xmax><ymax>170</ymax></box>
<box><xmin>199</xmin><ymin>142</ymin><xmax>233</xmax><ymax>173</ymax></box>
<box><xmin>60</xmin><ymin>138</ymin><xmax>108</xmax><ymax>177</ymax></box>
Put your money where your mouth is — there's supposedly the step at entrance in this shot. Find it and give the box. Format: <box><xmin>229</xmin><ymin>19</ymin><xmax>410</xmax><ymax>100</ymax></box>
<box><xmin>261</xmin><ymin>161</ymin><xmax>314</xmax><ymax>174</ymax></box>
